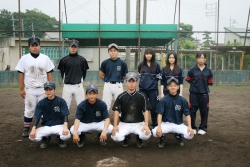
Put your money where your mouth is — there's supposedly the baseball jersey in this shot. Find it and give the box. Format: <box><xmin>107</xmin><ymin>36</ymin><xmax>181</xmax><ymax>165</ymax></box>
<box><xmin>100</xmin><ymin>58</ymin><xmax>128</xmax><ymax>82</ymax></box>
<box><xmin>185</xmin><ymin>64</ymin><xmax>213</xmax><ymax>94</ymax></box>
<box><xmin>57</xmin><ymin>53</ymin><xmax>89</xmax><ymax>84</ymax></box>
<box><xmin>112</xmin><ymin>90</ymin><xmax>152</xmax><ymax>123</ymax></box>
<box><xmin>75</xmin><ymin>98</ymin><xmax>109</xmax><ymax>123</ymax></box>
<box><xmin>35</xmin><ymin>96</ymin><xmax>69</xmax><ymax>126</ymax></box>
<box><xmin>161</xmin><ymin>66</ymin><xmax>184</xmax><ymax>94</ymax></box>
<box><xmin>138</xmin><ymin>62</ymin><xmax>161</xmax><ymax>91</ymax></box>
<box><xmin>156</xmin><ymin>94</ymin><xmax>190</xmax><ymax>125</ymax></box>
<box><xmin>15</xmin><ymin>53</ymin><xmax>55</xmax><ymax>89</ymax></box>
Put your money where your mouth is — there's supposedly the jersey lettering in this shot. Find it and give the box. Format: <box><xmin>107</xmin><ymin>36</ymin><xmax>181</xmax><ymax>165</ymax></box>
<box><xmin>117</xmin><ymin>66</ymin><xmax>121</xmax><ymax>71</ymax></box>
<box><xmin>54</xmin><ymin>106</ymin><xmax>60</xmax><ymax>112</ymax></box>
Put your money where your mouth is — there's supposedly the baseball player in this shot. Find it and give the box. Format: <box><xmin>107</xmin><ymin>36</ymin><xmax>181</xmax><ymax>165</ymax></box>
<box><xmin>111</xmin><ymin>72</ymin><xmax>152</xmax><ymax>148</ymax></box>
<box><xmin>15</xmin><ymin>37</ymin><xmax>55</xmax><ymax>137</ymax></box>
<box><xmin>160</xmin><ymin>51</ymin><xmax>184</xmax><ymax>98</ymax></box>
<box><xmin>29</xmin><ymin>81</ymin><xmax>71</xmax><ymax>148</ymax></box>
<box><xmin>138</xmin><ymin>48</ymin><xmax>161</xmax><ymax>128</ymax></box>
<box><xmin>57</xmin><ymin>39</ymin><xmax>89</xmax><ymax>109</ymax></box>
<box><xmin>186</xmin><ymin>52</ymin><xmax>213</xmax><ymax>135</ymax></box>
<box><xmin>99</xmin><ymin>43</ymin><xmax>128</xmax><ymax>112</ymax></box>
<box><xmin>71</xmin><ymin>84</ymin><xmax>113</xmax><ymax>147</ymax></box>
<box><xmin>152</xmin><ymin>77</ymin><xmax>194</xmax><ymax>148</ymax></box>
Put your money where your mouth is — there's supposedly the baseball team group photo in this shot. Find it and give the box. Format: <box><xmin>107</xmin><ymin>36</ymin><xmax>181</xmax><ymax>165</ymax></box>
<box><xmin>1</xmin><ymin>0</ymin><xmax>250</xmax><ymax>166</ymax></box>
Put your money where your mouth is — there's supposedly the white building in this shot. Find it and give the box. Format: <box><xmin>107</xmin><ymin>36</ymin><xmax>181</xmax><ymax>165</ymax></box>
<box><xmin>224</xmin><ymin>27</ymin><xmax>250</xmax><ymax>46</ymax></box>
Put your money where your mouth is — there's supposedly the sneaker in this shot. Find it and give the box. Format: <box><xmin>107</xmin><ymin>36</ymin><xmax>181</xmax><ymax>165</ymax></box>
<box><xmin>136</xmin><ymin>135</ymin><xmax>143</xmax><ymax>148</ymax></box>
<box><xmin>193</xmin><ymin>129</ymin><xmax>197</xmax><ymax>134</ymax></box>
<box><xmin>40</xmin><ymin>136</ymin><xmax>51</xmax><ymax>149</ymax></box>
<box><xmin>122</xmin><ymin>135</ymin><xmax>131</xmax><ymax>147</ymax></box>
<box><xmin>97</xmin><ymin>133</ymin><xmax>107</xmax><ymax>147</ymax></box>
<box><xmin>57</xmin><ymin>136</ymin><xmax>67</xmax><ymax>148</ymax></box>
<box><xmin>174</xmin><ymin>134</ymin><xmax>184</xmax><ymax>146</ymax></box>
<box><xmin>78</xmin><ymin>133</ymin><xmax>86</xmax><ymax>148</ymax></box>
<box><xmin>158</xmin><ymin>135</ymin><xmax>166</xmax><ymax>148</ymax></box>
<box><xmin>22</xmin><ymin>128</ymin><xmax>30</xmax><ymax>137</ymax></box>
<box><xmin>197</xmin><ymin>129</ymin><xmax>206</xmax><ymax>135</ymax></box>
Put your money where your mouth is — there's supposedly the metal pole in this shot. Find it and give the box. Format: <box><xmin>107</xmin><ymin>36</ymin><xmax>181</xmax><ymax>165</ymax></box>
<box><xmin>12</xmin><ymin>16</ymin><xmax>15</xmax><ymax>38</ymax></box>
<box><xmin>64</xmin><ymin>0</ymin><xmax>68</xmax><ymax>23</ymax></box>
<box><xmin>216</xmin><ymin>0</ymin><xmax>219</xmax><ymax>52</ymax></box>
<box><xmin>31</xmin><ymin>23</ymin><xmax>34</xmax><ymax>37</ymax></box>
<box><xmin>114</xmin><ymin>0</ymin><xmax>117</xmax><ymax>24</ymax></box>
<box><xmin>143</xmin><ymin>0</ymin><xmax>147</xmax><ymax>24</ymax></box>
<box><xmin>173</xmin><ymin>0</ymin><xmax>177</xmax><ymax>24</ymax></box>
<box><xmin>59</xmin><ymin>0</ymin><xmax>61</xmax><ymax>59</ymax></box>
<box><xmin>18</xmin><ymin>0</ymin><xmax>21</xmax><ymax>58</ymax></box>
<box><xmin>98</xmin><ymin>0</ymin><xmax>101</xmax><ymax>67</ymax></box>
<box><xmin>126</xmin><ymin>0</ymin><xmax>131</xmax><ymax>69</ymax></box>
<box><xmin>177</xmin><ymin>0</ymin><xmax>180</xmax><ymax>54</ymax></box>
<box><xmin>22</xmin><ymin>19</ymin><xmax>24</xmax><ymax>38</ymax></box>
<box><xmin>137</xmin><ymin>0</ymin><xmax>141</xmax><ymax>69</ymax></box>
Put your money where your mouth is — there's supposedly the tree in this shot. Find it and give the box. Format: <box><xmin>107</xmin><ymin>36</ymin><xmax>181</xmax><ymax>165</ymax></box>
<box><xmin>179</xmin><ymin>39</ymin><xmax>195</xmax><ymax>50</ymax></box>
<box><xmin>0</xmin><ymin>9</ymin><xmax>13</xmax><ymax>37</ymax></box>
<box><xmin>180</xmin><ymin>23</ymin><xmax>194</xmax><ymax>40</ymax></box>
<box><xmin>202</xmin><ymin>31</ymin><xmax>215</xmax><ymax>48</ymax></box>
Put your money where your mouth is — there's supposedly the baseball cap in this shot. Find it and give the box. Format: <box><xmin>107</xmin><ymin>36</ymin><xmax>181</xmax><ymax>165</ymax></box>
<box><xmin>86</xmin><ymin>84</ymin><xmax>98</xmax><ymax>93</ymax></box>
<box><xmin>108</xmin><ymin>43</ymin><xmax>118</xmax><ymax>51</ymax></box>
<box><xmin>69</xmin><ymin>39</ymin><xmax>79</xmax><ymax>47</ymax></box>
<box><xmin>126</xmin><ymin>72</ymin><xmax>139</xmax><ymax>81</ymax></box>
<box><xmin>28</xmin><ymin>37</ymin><xmax>40</xmax><ymax>45</ymax></box>
<box><xmin>44</xmin><ymin>81</ymin><xmax>56</xmax><ymax>90</ymax></box>
<box><xmin>167</xmin><ymin>77</ymin><xmax>179</xmax><ymax>86</ymax></box>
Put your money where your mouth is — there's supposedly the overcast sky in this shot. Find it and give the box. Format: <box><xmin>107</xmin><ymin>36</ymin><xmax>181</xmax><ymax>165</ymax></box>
<box><xmin>1</xmin><ymin>0</ymin><xmax>249</xmax><ymax>43</ymax></box>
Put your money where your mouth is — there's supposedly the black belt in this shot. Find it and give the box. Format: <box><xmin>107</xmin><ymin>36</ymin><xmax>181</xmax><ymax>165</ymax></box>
<box><xmin>109</xmin><ymin>81</ymin><xmax>120</xmax><ymax>84</ymax></box>
<box><xmin>65</xmin><ymin>82</ymin><xmax>81</xmax><ymax>85</ymax></box>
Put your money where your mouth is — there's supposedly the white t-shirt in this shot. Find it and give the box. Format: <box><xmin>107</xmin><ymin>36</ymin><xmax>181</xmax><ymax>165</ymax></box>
<box><xmin>15</xmin><ymin>53</ymin><xmax>55</xmax><ymax>89</ymax></box>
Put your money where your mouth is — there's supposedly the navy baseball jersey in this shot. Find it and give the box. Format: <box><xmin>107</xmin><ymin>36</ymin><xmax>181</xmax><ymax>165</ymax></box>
<box><xmin>57</xmin><ymin>53</ymin><xmax>89</xmax><ymax>84</ymax></box>
<box><xmin>185</xmin><ymin>64</ymin><xmax>213</xmax><ymax>94</ymax></box>
<box><xmin>138</xmin><ymin>62</ymin><xmax>161</xmax><ymax>91</ymax></box>
<box><xmin>75</xmin><ymin>98</ymin><xmax>109</xmax><ymax>123</ymax></box>
<box><xmin>161</xmin><ymin>66</ymin><xmax>184</xmax><ymax>95</ymax></box>
<box><xmin>100</xmin><ymin>58</ymin><xmax>128</xmax><ymax>82</ymax></box>
<box><xmin>35</xmin><ymin>96</ymin><xmax>69</xmax><ymax>126</ymax></box>
<box><xmin>112</xmin><ymin>90</ymin><xmax>152</xmax><ymax>123</ymax></box>
<box><xmin>156</xmin><ymin>94</ymin><xmax>190</xmax><ymax>125</ymax></box>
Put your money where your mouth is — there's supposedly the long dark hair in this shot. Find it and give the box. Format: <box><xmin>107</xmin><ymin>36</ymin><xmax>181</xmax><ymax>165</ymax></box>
<box><xmin>165</xmin><ymin>51</ymin><xmax>179</xmax><ymax>75</ymax></box>
<box><xmin>140</xmin><ymin>48</ymin><xmax>156</xmax><ymax>73</ymax></box>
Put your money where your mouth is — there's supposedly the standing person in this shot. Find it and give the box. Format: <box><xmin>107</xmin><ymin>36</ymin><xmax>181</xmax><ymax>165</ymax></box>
<box><xmin>29</xmin><ymin>81</ymin><xmax>71</xmax><ymax>148</ymax></box>
<box><xmin>71</xmin><ymin>84</ymin><xmax>113</xmax><ymax>147</ymax></box>
<box><xmin>111</xmin><ymin>72</ymin><xmax>152</xmax><ymax>148</ymax></box>
<box><xmin>15</xmin><ymin>37</ymin><xmax>55</xmax><ymax>137</ymax></box>
<box><xmin>138</xmin><ymin>48</ymin><xmax>161</xmax><ymax>128</ymax></box>
<box><xmin>152</xmin><ymin>77</ymin><xmax>194</xmax><ymax>148</ymax></box>
<box><xmin>99</xmin><ymin>43</ymin><xmax>128</xmax><ymax>112</ymax></box>
<box><xmin>160</xmin><ymin>51</ymin><xmax>184</xmax><ymax>98</ymax></box>
<box><xmin>186</xmin><ymin>52</ymin><xmax>213</xmax><ymax>135</ymax></box>
<box><xmin>57</xmin><ymin>39</ymin><xmax>89</xmax><ymax>109</ymax></box>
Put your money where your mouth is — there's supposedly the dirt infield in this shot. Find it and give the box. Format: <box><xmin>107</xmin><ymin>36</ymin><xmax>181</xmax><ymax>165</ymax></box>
<box><xmin>0</xmin><ymin>85</ymin><xmax>250</xmax><ymax>167</ymax></box>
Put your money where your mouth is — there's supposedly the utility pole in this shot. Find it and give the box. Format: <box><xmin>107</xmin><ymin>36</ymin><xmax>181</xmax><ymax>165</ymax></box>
<box><xmin>21</xmin><ymin>19</ymin><xmax>24</xmax><ymax>38</ymax></box>
<box><xmin>114</xmin><ymin>0</ymin><xmax>117</xmax><ymax>24</ymax></box>
<box><xmin>31</xmin><ymin>23</ymin><xmax>35</xmax><ymax>37</ymax></box>
<box><xmin>206</xmin><ymin>3</ymin><xmax>217</xmax><ymax>42</ymax></box>
<box><xmin>143</xmin><ymin>0</ymin><xmax>147</xmax><ymax>24</ymax></box>
<box><xmin>11</xmin><ymin>16</ymin><xmax>18</xmax><ymax>38</ymax></box>
<box><xmin>126</xmin><ymin>0</ymin><xmax>131</xmax><ymax>69</ymax></box>
<box><xmin>230</xmin><ymin>15</ymin><xmax>236</xmax><ymax>27</ymax></box>
<box><xmin>135</xmin><ymin>0</ymin><xmax>140</xmax><ymax>70</ymax></box>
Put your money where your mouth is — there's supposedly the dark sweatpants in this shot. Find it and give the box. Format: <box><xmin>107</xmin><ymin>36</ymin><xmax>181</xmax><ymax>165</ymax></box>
<box><xmin>140</xmin><ymin>90</ymin><xmax>158</xmax><ymax>127</ymax></box>
<box><xmin>189</xmin><ymin>93</ymin><xmax>209</xmax><ymax>131</ymax></box>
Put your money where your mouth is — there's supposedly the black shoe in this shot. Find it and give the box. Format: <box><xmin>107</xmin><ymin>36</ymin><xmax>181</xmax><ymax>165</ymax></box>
<box><xmin>57</xmin><ymin>136</ymin><xmax>67</xmax><ymax>148</ymax></box>
<box><xmin>97</xmin><ymin>133</ymin><xmax>107</xmax><ymax>147</ymax></box>
<box><xmin>40</xmin><ymin>136</ymin><xmax>51</xmax><ymax>149</ymax></box>
<box><xmin>158</xmin><ymin>135</ymin><xmax>166</xmax><ymax>148</ymax></box>
<box><xmin>136</xmin><ymin>135</ymin><xmax>143</xmax><ymax>148</ymax></box>
<box><xmin>122</xmin><ymin>135</ymin><xmax>131</xmax><ymax>147</ymax></box>
<box><xmin>174</xmin><ymin>134</ymin><xmax>184</xmax><ymax>146</ymax></box>
<box><xmin>78</xmin><ymin>133</ymin><xmax>86</xmax><ymax>148</ymax></box>
<box><xmin>22</xmin><ymin>128</ymin><xmax>30</xmax><ymax>137</ymax></box>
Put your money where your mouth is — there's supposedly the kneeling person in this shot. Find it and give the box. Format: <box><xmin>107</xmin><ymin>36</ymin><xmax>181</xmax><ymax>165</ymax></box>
<box><xmin>71</xmin><ymin>84</ymin><xmax>113</xmax><ymax>147</ymax></box>
<box><xmin>111</xmin><ymin>72</ymin><xmax>152</xmax><ymax>148</ymax></box>
<box><xmin>29</xmin><ymin>81</ymin><xmax>71</xmax><ymax>148</ymax></box>
<box><xmin>152</xmin><ymin>77</ymin><xmax>194</xmax><ymax>148</ymax></box>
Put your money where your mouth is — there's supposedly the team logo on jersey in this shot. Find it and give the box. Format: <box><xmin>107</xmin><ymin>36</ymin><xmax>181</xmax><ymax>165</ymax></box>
<box><xmin>54</xmin><ymin>106</ymin><xmax>60</xmax><ymax>112</ymax></box>
<box><xmin>175</xmin><ymin>105</ymin><xmax>181</xmax><ymax>111</ymax></box>
<box><xmin>95</xmin><ymin>111</ymin><xmax>101</xmax><ymax>117</ymax></box>
<box><xmin>117</xmin><ymin>66</ymin><xmax>121</xmax><ymax>71</ymax></box>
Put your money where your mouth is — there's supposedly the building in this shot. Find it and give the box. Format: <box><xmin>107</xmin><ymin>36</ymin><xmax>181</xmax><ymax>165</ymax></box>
<box><xmin>224</xmin><ymin>27</ymin><xmax>250</xmax><ymax>46</ymax></box>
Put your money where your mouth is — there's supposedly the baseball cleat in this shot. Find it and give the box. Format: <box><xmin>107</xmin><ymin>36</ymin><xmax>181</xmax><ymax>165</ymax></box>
<box><xmin>174</xmin><ymin>134</ymin><xmax>184</xmax><ymax>146</ymax></box>
<box><xmin>122</xmin><ymin>135</ymin><xmax>131</xmax><ymax>147</ymax></box>
<box><xmin>57</xmin><ymin>136</ymin><xmax>67</xmax><ymax>148</ymax></box>
<box><xmin>193</xmin><ymin>129</ymin><xmax>197</xmax><ymax>134</ymax></box>
<box><xmin>40</xmin><ymin>136</ymin><xmax>51</xmax><ymax>149</ymax></box>
<box><xmin>158</xmin><ymin>135</ymin><xmax>166</xmax><ymax>148</ymax></box>
<box><xmin>136</xmin><ymin>135</ymin><xmax>143</xmax><ymax>148</ymax></box>
<box><xmin>78</xmin><ymin>133</ymin><xmax>86</xmax><ymax>148</ymax></box>
<box><xmin>97</xmin><ymin>133</ymin><xmax>107</xmax><ymax>146</ymax></box>
<box><xmin>197</xmin><ymin>129</ymin><xmax>206</xmax><ymax>135</ymax></box>
<box><xmin>22</xmin><ymin>128</ymin><xmax>30</xmax><ymax>137</ymax></box>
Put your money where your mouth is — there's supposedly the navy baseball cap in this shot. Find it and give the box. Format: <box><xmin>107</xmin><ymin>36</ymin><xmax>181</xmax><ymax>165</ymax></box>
<box><xmin>86</xmin><ymin>84</ymin><xmax>98</xmax><ymax>93</ymax></box>
<box><xmin>28</xmin><ymin>37</ymin><xmax>40</xmax><ymax>45</ymax></box>
<box><xmin>69</xmin><ymin>39</ymin><xmax>79</xmax><ymax>47</ymax></box>
<box><xmin>108</xmin><ymin>43</ymin><xmax>118</xmax><ymax>51</ymax></box>
<box><xmin>44</xmin><ymin>81</ymin><xmax>56</xmax><ymax>90</ymax></box>
<box><xmin>126</xmin><ymin>72</ymin><xmax>139</xmax><ymax>81</ymax></box>
<box><xmin>167</xmin><ymin>77</ymin><xmax>179</xmax><ymax>86</ymax></box>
